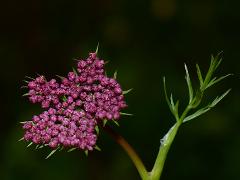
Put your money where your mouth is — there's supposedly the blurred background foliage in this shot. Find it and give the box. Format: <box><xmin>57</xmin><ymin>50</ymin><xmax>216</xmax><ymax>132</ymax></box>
<box><xmin>0</xmin><ymin>0</ymin><xmax>239</xmax><ymax>179</ymax></box>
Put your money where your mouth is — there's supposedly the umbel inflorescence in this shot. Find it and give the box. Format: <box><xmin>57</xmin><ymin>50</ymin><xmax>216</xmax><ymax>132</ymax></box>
<box><xmin>21</xmin><ymin>52</ymin><xmax>127</xmax><ymax>155</ymax></box>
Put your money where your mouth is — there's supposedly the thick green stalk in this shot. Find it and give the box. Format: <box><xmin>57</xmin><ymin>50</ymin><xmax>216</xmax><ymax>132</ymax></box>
<box><xmin>149</xmin><ymin>121</ymin><xmax>181</xmax><ymax>180</ymax></box>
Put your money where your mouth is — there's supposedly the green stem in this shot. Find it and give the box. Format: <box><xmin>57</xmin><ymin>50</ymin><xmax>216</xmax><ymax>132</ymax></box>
<box><xmin>103</xmin><ymin>121</ymin><xmax>182</xmax><ymax>180</ymax></box>
<box><xmin>149</xmin><ymin>121</ymin><xmax>181</xmax><ymax>180</ymax></box>
<box><xmin>102</xmin><ymin>125</ymin><xmax>149</xmax><ymax>179</ymax></box>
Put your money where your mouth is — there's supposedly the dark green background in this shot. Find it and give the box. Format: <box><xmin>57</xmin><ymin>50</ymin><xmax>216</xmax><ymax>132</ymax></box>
<box><xmin>1</xmin><ymin>0</ymin><xmax>239</xmax><ymax>179</ymax></box>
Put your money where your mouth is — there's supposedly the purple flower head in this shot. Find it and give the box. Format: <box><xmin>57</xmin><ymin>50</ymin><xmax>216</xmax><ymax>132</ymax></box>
<box><xmin>22</xmin><ymin>52</ymin><xmax>127</xmax><ymax>154</ymax></box>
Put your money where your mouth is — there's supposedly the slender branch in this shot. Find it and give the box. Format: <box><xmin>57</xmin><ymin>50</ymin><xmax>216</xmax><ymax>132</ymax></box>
<box><xmin>102</xmin><ymin>125</ymin><xmax>149</xmax><ymax>180</ymax></box>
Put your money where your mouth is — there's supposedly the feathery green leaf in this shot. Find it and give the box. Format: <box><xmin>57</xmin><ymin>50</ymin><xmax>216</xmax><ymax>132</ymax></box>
<box><xmin>183</xmin><ymin>89</ymin><xmax>230</xmax><ymax>123</ymax></box>
<box><xmin>196</xmin><ymin>64</ymin><xmax>204</xmax><ymax>86</ymax></box>
<box><xmin>184</xmin><ymin>64</ymin><xmax>194</xmax><ymax>103</ymax></box>
<box><xmin>206</xmin><ymin>74</ymin><xmax>232</xmax><ymax>89</ymax></box>
<box><xmin>163</xmin><ymin>77</ymin><xmax>173</xmax><ymax>113</ymax></box>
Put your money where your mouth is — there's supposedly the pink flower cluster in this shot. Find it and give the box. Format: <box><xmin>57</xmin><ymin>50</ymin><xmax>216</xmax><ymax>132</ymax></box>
<box><xmin>22</xmin><ymin>52</ymin><xmax>127</xmax><ymax>151</ymax></box>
